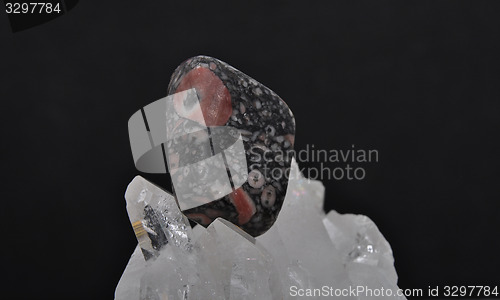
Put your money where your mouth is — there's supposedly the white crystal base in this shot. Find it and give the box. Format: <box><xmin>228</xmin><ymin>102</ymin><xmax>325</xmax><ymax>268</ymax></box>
<box><xmin>116</xmin><ymin>161</ymin><xmax>406</xmax><ymax>300</ymax></box>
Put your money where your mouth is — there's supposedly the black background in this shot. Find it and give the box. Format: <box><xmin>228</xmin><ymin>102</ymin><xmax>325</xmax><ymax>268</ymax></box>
<box><xmin>1</xmin><ymin>1</ymin><xmax>499</xmax><ymax>299</ymax></box>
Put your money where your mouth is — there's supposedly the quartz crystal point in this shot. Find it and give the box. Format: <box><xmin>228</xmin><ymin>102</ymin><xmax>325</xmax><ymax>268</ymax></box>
<box><xmin>166</xmin><ymin>55</ymin><xmax>296</xmax><ymax>237</ymax></box>
<box><xmin>196</xmin><ymin>218</ymin><xmax>283</xmax><ymax>300</ymax></box>
<box><xmin>323</xmin><ymin>211</ymin><xmax>405</xmax><ymax>300</ymax></box>
<box><xmin>116</xmin><ymin>162</ymin><xmax>406</xmax><ymax>300</ymax></box>
<box><xmin>124</xmin><ymin>176</ymin><xmax>193</xmax><ymax>260</ymax></box>
<box><xmin>120</xmin><ymin>176</ymin><xmax>219</xmax><ymax>299</ymax></box>
<box><xmin>257</xmin><ymin>160</ymin><xmax>356</xmax><ymax>299</ymax></box>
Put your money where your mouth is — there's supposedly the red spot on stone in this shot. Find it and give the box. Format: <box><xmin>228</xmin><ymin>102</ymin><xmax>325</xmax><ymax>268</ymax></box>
<box><xmin>204</xmin><ymin>208</ymin><xmax>226</xmax><ymax>219</ymax></box>
<box><xmin>175</xmin><ymin>67</ymin><xmax>232</xmax><ymax>126</ymax></box>
<box><xmin>229</xmin><ymin>188</ymin><xmax>256</xmax><ymax>225</ymax></box>
<box><xmin>186</xmin><ymin>213</ymin><xmax>212</xmax><ymax>226</ymax></box>
<box><xmin>285</xmin><ymin>134</ymin><xmax>295</xmax><ymax>146</ymax></box>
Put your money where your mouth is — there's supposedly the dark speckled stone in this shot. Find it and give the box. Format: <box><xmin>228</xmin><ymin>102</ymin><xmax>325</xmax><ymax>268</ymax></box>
<box><xmin>167</xmin><ymin>56</ymin><xmax>295</xmax><ymax>237</ymax></box>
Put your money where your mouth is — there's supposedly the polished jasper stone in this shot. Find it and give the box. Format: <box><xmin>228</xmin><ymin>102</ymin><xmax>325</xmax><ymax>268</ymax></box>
<box><xmin>166</xmin><ymin>56</ymin><xmax>295</xmax><ymax>236</ymax></box>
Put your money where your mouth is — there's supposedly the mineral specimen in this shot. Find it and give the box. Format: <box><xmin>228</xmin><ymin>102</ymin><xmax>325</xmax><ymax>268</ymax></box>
<box><xmin>165</xmin><ymin>55</ymin><xmax>296</xmax><ymax>236</ymax></box>
<box><xmin>121</xmin><ymin>56</ymin><xmax>406</xmax><ymax>299</ymax></box>
<box><xmin>116</xmin><ymin>160</ymin><xmax>406</xmax><ymax>300</ymax></box>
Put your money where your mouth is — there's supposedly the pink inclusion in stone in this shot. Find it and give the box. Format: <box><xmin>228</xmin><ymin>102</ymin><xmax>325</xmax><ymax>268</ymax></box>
<box><xmin>228</xmin><ymin>187</ymin><xmax>257</xmax><ymax>225</ymax></box>
<box><xmin>175</xmin><ymin>67</ymin><xmax>232</xmax><ymax>127</ymax></box>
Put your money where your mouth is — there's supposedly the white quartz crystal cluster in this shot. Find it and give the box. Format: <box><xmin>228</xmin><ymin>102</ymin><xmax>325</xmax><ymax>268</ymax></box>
<box><xmin>116</xmin><ymin>162</ymin><xmax>406</xmax><ymax>299</ymax></box>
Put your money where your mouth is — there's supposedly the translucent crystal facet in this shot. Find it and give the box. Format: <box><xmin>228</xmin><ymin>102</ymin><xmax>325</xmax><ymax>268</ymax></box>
<box><xmin>124</xmin><ymin>176</ymin><xmax>193</xmax><ymax>260</ymax></box>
